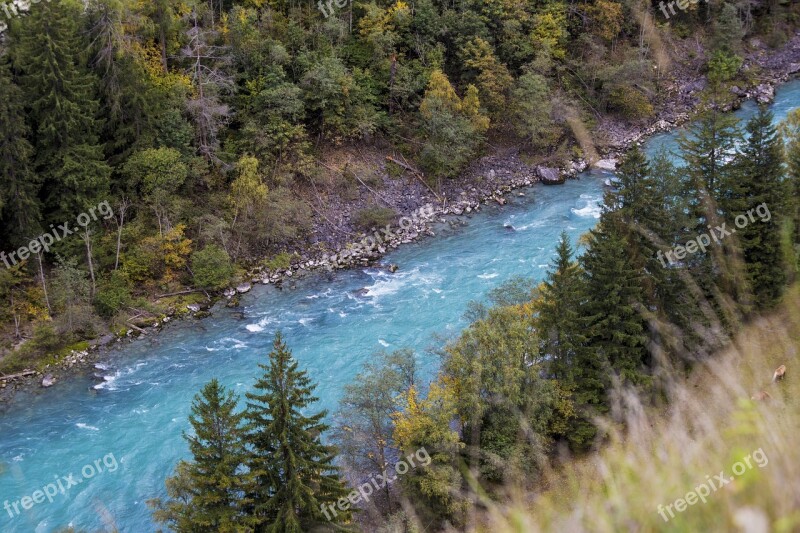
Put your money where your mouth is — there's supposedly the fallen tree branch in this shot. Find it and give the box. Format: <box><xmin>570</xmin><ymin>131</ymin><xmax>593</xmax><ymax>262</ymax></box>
<box><xmin>0</xmin><ymin>370</ymin><xmax>36</xmax><ymax>381</ymax></box>
<box><xmin>127</xmin><ymin>323</ymin><xmax>149</xmax><ymax>335</ymax></box>
<box><xmin>155</xmin><ymin>289</ymin><xmax>204</xmax><ymax>299</ymax></box>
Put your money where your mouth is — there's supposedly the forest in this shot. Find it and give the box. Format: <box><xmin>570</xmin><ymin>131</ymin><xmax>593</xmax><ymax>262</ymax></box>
<box><xmin>0</xmin><ymin>0</ymin><xmax>792</xmax><ymax>371</ymax></box>
<box><xmin>151</xmin><ymin>102</ymin><xmax>800</xmax><ymax>530</ymax></box>
<box><xmin>1</xmin><ymin>0</ymin><xmax>800</xmax><ymax>529</ymax></box>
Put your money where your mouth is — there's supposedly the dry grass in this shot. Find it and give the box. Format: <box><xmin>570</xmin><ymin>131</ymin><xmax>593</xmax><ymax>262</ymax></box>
<box><xmin>476</xmin><ymin>286</ymin><xmax>800</xmax><ymax>533</ymax></box>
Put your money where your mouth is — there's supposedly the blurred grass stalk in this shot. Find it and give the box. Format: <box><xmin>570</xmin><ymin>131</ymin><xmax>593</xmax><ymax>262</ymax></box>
<box><xmin>475</xmin><ymin>285</ymin><xmax>800</xmax><ymax>533</ymax></box>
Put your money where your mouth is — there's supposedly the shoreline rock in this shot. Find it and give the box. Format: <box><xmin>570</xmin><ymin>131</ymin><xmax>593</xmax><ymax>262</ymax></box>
<box><xmin>3</xmin><ymin>37</ymin><xmax>800</xmax><ymax>404</ymax></box>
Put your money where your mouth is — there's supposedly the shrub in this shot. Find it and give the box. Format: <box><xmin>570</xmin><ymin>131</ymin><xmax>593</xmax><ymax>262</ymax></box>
<box><xmin>608</xmin><ymin>86</ymin><xmax>654</xmax><ymax>120</ymax></box>
<box><xmin>95</xmin><ymin>270</ymin><xmax>133</xmax><ymax>318</ymax></box>
<box><xmin>263</xmin><ymin>252</ymin><xmax>293</xmax><ymax>271</ymax></box>
<box><xmin>25</xmin><ymin>320</ymin><xmax>62</xmax><ymax>355</ymax></box>
<box><xmin>353</xmin><ymin>206</ymin><xmax>397</xmax><ymax>231</ymax></box>
<box><xmin>191</xmin><ymin>245</ymin><xmax>234</xmax><ymax>291</ymax></box>
<box><xmin>707</xmin><ymin>49</ymin><xmax>743</xmax><ymax>85</ymax></box>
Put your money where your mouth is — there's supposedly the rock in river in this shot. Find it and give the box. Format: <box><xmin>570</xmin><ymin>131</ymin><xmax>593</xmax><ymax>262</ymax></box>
<box><xmin>236</xmin><ymin>283</ymin><xmax>252</xmax><ymax>294</ymax></box>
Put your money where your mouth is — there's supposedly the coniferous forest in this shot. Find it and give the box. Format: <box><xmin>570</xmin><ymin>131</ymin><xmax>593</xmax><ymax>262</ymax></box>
<box><xmin>148</xmin><ymin>103</ymin><xmax>800</xmax><ymax>531</ymax></box>
<box><xmin>0</xmin><ymin>0</ymin><xmax>795</xmax><ymax>368</ymax></box>
<box><xmin>1</xmin><ymin>0</ymin><xmax>800</xmax><ymax>531</ymax></box>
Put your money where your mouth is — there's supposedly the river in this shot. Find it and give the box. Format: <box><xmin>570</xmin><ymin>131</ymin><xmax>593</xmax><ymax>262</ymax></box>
<box><xmin>2</xmin><ymin>80</ymin><xmax>800</xmax><ymax>532</ymax></box>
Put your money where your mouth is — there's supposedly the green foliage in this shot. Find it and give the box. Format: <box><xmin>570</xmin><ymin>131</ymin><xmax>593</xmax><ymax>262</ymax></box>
<box><xmin>353</xmin><ymin>206</ymin><xmax>397</xmax><ymax>231</ymax></box>
<box><xmin>707</xmin><ymin>49</ymin><xmax>744</xmax><ymax>86</ymax></box>
<box><xmin>149</xmin><ymin>379</ymin><xmax>250</xmax><ymax>532</ymax></box>
<box><xmin>51</xmin><ymin>256</ymin><xmax>98</xmax><ymax>339</ymax></box>
<box><xmin>536</xmin><ymin>232</ymin><xmax>585</xmax><ymax>384</ymax></box>
<box><xmin>0</xmin><ymin>0</ymin><xmax>785</xmax><ymax>365</ymax></box>
<box><xmin>27</xmin><ymin>321</ymin><xmax>62</xmax><ymax>355</ymax></box>
<box><xmin>122</xmin><ymin>148</ymin><xmax>188</xmax><ymax>235</ymax></box>
<box><xmin>94</xmin><ymin>270</ymin><xmax>133</xmax><ymax>318</ymax></box>
<box><xmin>418</xmin><ymin>70</ymin><xmax>488</xmax><ymax>180</ymax></box>
<box><xmin>0</xmin><ymin>58</ymin><xmax>40</xmax><ymax>246</ymax></box>
<box><xmin>781</xmin><ymin>108</ymin><xmax>800</xmax><ymax>247</ymax></box>
<box><xmin>10</xmin><ymin>0</ymin><xmax>110</xmax><ymax>221</ymax></box>
<box><xmin>262</xmin><ymin>252</ymin><xmax>293</xmax><ymax>272</ymax></box>
<box><xmin>729</xmin><ymin>108</ymin><xmax>789</xmax><ymax>308</ymax></box>
<box><xmin>712</xmin><ymin>3</ymin><xmax>745</xmax><ymax>55</ymax></box>
<box><xmin>332</xmin><ymin>349</ymin><xmax>417</xmax><ymax>508</ymax></box>
<box><xmin>608</xmin><ymin>86</ymin><xmax>654</xmax><ymax>120</ymax></box>
<box><xmin>191</xmin><ymin>245</ymin><xmax>234</xmax><ymax>291</ymax></box>
<box><xmin>243</xmin><ymin>332</ymin><xmax>350</xmax><ymax>530</ymax></box>
<box><xmin>579</xmin><ymin>220</ymin><xmax>650</xmax><ymax>388</ymax></box>
<box><xmin>510</xmin><ymin>72</ymin><xmax>559</xmax><ymax>150</ymax></box>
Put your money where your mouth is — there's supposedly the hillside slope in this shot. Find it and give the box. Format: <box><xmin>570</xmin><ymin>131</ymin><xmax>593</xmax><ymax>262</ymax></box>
<box><xmin>479</xmin><ymin>286</ymin><xmax>800</xmax><ymax>532</ymax></box>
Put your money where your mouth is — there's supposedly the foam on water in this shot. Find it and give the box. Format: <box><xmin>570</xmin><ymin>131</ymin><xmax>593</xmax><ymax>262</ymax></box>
<box><xmin>2</xmin><ymin>81</ymin><xmax>800</xmax><ymax>531</ymax></box>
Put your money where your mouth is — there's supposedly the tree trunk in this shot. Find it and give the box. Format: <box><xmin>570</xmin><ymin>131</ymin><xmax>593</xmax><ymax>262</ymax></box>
<box><xmin>37</xmin><ymin>251</ymin><xmax>51</xmax><ymax>314</ymax></box>
<box><xmin>83</xmin><ymin>228</ymin><xmax>96</xmax><ymax>299</ymax></box>
<box><xmin>11</xmin><ymin>293</ymin><xmax>20</xmax><ymax>339</ymax></box>
<box><xmin>114</xmin><ymin>197</ymin><xmax>130</xmax><ymax>270</ymax></box>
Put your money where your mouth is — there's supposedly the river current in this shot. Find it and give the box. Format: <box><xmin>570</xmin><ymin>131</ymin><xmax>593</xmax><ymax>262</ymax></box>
<box><xmin>2</xmin><ymin>80</ymin><xmax>800</xmax><ymax>532</ymax></box>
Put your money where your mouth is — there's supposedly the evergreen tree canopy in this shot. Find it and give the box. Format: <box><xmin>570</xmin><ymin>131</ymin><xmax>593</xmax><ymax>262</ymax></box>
<box><xmin>244</xmin><ymin>332</ymin><xmax>349</xmax><ymax>532</ymax></box>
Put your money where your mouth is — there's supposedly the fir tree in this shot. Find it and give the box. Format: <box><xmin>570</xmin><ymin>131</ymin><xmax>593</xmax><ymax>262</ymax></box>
<box><xmin>0</xmin><ymin>58</ymin><xmax>41</xmax><ymax>246</ymax></box>
<box><xmin>731</xmin><ymin>107</ymin><xmax>788</xmax><ymax>308</ymax></box>
<box><xmin>569</xmin><ymin>220</ymin><xmax>650</xmax><ymax>450</ymax></box>
<box><xmin>150</xmin><ymin>379</ymin><xmax>249</xmax><ymax>532</ymax></box>
<box><xmin>10</xmin><ymin>0</ymin><xmax>110</xmax><ymax>221</ymax></box>
<box><xmin>536</xmin><ymin>232</ymin><xmax>585</xmax><ymax>384</ymax></box>
<box><xmin>244</xmin><ymin>332</ymin><xmax>349</xmax><ymax>532</ymax></box>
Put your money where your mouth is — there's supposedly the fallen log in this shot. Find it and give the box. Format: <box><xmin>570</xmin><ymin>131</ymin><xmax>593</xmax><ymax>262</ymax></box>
<box><xmin>386</xmin><ymin>155</ymin><xmax>420</xmax><ymax>174</ymax></box>
<box><xmin>0</xmin><ymin>370</ymin><xmax>37</xmax><ymax>381</ymax></box>
<box><xmin>155</xmin><ymin>289</ymin><xmax>204</xmax><ymax>299</ymax></box>
<box><xmin>127</xmin><ymin>323</ymin><xmax>149</xmax><ymax>335</ymax></box>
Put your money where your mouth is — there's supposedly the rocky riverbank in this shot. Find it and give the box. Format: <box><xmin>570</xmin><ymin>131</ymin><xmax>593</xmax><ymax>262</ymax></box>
<box><xmin>3</xmin><ymin>34</ymin><xmax>800</xmax><ymax>403</ymax></box>
<box><xmin>237</xmin><ymin>33</ymin><xmax>800</xmax><ymax>290</ymax></box>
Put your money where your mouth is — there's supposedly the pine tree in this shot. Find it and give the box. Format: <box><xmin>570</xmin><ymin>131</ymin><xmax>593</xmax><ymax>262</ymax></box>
<box><xmin>244</xmin><ymin>332</ymin><xmax>349</xmax><ymax>532</ymax></box>
<box><xmin>569</xmin><ymin>219</ymin><xmax>650</xmax><ymax>450</ymax></box>
<box><xmin>677</xmin><ymin>109</ymin><xmax>742</xmax><ymax>297</ymax></box>
<box><xmin>10</xmin><ymin>0</ymin><xmax>110</xmax><ymax>221</ymax></box>
<box><xmin>780</xmin><ymin>108</ymin><xmax>800</xmax><ymax>247</ymax></box>
<box><xmin>0</xmin><ymin>58</ymin><xmax>41</xmax><ymax>246</ymax></box>
<box><xmin>731</xmin><ymin>107</ymin><xmax>788</xmax><ymax>308</ymax></box>
<box><xmin>150</xmin><ymin>379</ymin><xmax>249</xmax><ymax>532</ymax></box>
<box><xmin>536</xmin><ymin>232</ymin><xmax>585</xmax><ymax>384</ymax></box>
<box><xmin>678</xmin><ymin>109</ymin><xmax>741</xmax><ymax>222</ymax></box>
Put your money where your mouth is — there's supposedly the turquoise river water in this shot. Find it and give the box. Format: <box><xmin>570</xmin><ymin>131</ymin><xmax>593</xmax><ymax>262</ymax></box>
<box><xmin>2</xmin><ymin>80</ymin><xmax>800</xmax><ymax>532</ymax></box>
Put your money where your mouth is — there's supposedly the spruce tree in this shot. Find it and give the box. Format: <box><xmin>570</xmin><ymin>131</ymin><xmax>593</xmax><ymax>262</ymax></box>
<box><xmin>731</xmin><ymin>107</ymin><xmax>788</xmax><ymax>308</ymax></box>
<box><xmin>0</xmin><ymin>58</ymin><xmax>41</xmax><ymax>246</ymax></box>
<box><xmin>677</xmin><ymin>109</ymin><xmax>742</xmax><ymax>300</ymax></box>
<box><xmin>10</xmin><ymin>0</ymin><xmax>110</xmax><ymax>221</ymax></box>
<box><xmin>605</xmin><ymin>146</ymin><xmax>668</xmax><ymax>306</ymax></box>
<box><xmin>647</xmin><ymin>150</ymin><xmax>710</xmax><ymax>356</ymax></box>
<box><xmin>569</xmin><ymin>219</ymin><xmax>650</xmax><ymax>450</ymax></box>
<box><xmin>781</xmin><ymin>108</ymin><xmax>800</xmax><ymax>247</ymax></box>
<box><xmin>244</xmin><ymin>332</ymin><xmax>349</xmax><ymax>532</ymax></box>
<box><xmin>536</xmin><ymin>232</ymin><xmax>585</xmax><ymax>385</ymax></box>
<box><xmin>678</xmin><ymin>108</ymin><xmax>741</xmax><ymax>225</ymax></box>
<box><xmin>151</xmin><ymin>379</ymin><xmax>248</xmax><ymax>532</ymax></box>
